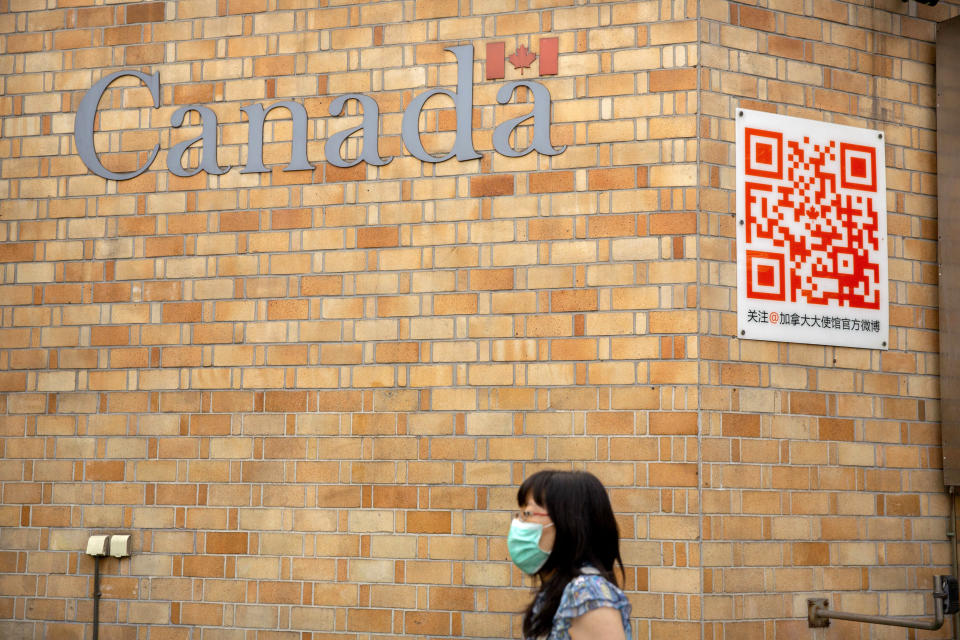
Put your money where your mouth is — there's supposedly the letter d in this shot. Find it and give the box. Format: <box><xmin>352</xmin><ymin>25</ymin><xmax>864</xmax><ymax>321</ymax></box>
<box><xmin>401</xmin><ymin>45</ymin><xmax>481</xmax><ymax>163</ymax></box>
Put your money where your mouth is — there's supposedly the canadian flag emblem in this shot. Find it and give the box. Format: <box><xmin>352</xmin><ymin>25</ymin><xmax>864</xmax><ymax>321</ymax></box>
<box><xmin>485</xmin><ymin>38</ymin><xmax>559</xmax><ymax>80</ymax></box>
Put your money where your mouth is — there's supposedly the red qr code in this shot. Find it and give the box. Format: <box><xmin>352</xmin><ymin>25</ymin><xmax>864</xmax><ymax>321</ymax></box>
<box><xmin>743</xmin><ymin>128</ymin><xmax>882</xmax><ymax>310</ymax></box>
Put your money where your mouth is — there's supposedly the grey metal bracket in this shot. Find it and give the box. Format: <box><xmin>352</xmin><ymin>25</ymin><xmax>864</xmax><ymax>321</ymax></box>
<box><xmin>807</xmin><ymin>599</ymin><xmax>830</xmax><ymax>628</ymax></box>
<box><xmin>807</xmin><ymin>575</ymin><xmax>958</xmax><ymax>630</ymax></box>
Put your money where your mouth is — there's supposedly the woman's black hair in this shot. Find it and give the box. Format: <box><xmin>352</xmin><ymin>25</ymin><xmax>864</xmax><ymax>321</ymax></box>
<box><xmin>517</xmin><ymin>469</ymin><xmax>624</xmax><ymax>638</ymax></box>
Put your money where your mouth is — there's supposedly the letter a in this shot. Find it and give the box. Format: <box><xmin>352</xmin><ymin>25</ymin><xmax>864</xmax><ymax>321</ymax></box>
<box><xmin>325</xmin><ymin>94</ymin><xmax>390</xmax><ymax>168</ymax></box>
<box><xmin>492</xmin><ymin>81</ymin><xmax>565</xmax><ymax>158</ymax></box>
<box><xmin>167</xmin><ymin>105</ymin><xmax>228</xmax><ymax>177</ymax></box>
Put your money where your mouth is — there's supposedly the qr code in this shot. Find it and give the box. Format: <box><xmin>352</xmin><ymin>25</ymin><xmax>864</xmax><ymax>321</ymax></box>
<box><xmin>742</xmin><ymin>127</ymin><xmax>883</xmax><ymax>310</ymax></box>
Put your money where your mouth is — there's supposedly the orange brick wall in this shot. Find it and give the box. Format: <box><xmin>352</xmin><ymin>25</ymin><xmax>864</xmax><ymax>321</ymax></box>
<box><xmin>0</xmin><ymin>0</ymin><xmax>957</xmax><ymax>639</ymax></box>
<box><xmin>700</xmin><ymin>1</ymin><xmax>959</xmax><ymax>639</ymax></box>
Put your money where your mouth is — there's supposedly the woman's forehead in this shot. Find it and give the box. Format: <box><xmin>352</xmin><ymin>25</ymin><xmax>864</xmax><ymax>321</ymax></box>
<box><xmin>522</xmin><ymin>493</ymin><xmax>542</xmax><ymax>507</ymax></box>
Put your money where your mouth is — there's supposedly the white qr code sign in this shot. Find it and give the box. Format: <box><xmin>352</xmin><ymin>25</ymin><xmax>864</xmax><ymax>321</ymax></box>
<box><xmin>736</xmin><ymin>109</ymin><xmax>888</xmax><ymax>349</ymax></box>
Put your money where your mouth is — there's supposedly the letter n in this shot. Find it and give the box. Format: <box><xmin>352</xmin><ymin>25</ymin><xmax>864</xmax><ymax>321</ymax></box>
<box><xmin>240</xmin><ymin>101</ymin><xmax>313</xmax><ymax>173</ymax></box>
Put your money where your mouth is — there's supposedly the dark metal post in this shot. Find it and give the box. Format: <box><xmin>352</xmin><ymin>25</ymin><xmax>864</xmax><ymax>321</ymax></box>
<box><xmin>93</xmin><ymin>556</ymin><xmax>100</xmax><ymax>640</ymax></box>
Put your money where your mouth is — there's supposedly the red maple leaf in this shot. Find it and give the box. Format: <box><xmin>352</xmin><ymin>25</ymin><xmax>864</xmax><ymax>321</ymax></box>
<box><xmin>508</xmin><ymin>45</ymin><xmax>537</xmax><ymax>73</ymax></box>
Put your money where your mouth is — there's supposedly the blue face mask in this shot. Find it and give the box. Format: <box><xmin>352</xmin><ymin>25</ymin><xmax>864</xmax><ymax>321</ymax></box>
<box><xmin>508</xmin><ymin>518</ymin><xmax>552</xmax><ymax>575</ymax></box>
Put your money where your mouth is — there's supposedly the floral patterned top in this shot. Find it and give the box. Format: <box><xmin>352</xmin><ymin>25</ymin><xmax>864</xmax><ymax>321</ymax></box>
<box><xmin>528</xmin><ymin>567</ymin><xmax>632</xmax><ymax>640</ymax></box>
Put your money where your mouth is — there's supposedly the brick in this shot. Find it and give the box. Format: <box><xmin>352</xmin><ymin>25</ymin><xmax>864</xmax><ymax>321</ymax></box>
<box><xmin>650</xmin><ymin>212</ymin><xmax>696</xmax><ymax>234</ymax></box>
<box><xmin>0</xmin><ymin>243</ymin><xmax>34</xmax><ymax>262</ymax></box>
<box><xmin>219</xmin><ymin>212</ymin><xmax>259</xmax><ymax>232</ymax></box>
<box><xmin>6</xmin><ymin>34</ymin><xmax>44</xmax><ymax>53</ymax></box>
<box><xmin>788</xmin><ymin>392</ymin><xmax>827</xmax><ymax>415</ymax></box>
<box><xmin>126</xmin><ymin>2</ymin><xmax>165</xmax><ymax>23</ymax></box>
<box><xmin>267</xmin><ymin>299</ymin><xmax>307</xmax><ymax>320</ymax></box>
<box><xmin>649</xmin><ymin>311</ymin><xmax>696</xmax><ymax>334</ymax></box>
<box><xmin>470</xmin><ymin>175</ymin><xmax>514</xmax><ymax>197</ymax></box>
<box><xmin>529</xmin><ymin>171</ymin><xmax>574</xmax><ymax>193</ymax></box>
<box><xmin>85</xmin><ymin>461</ymin><xmax>124</xmax><ymax>481</ymax></box>
<box><xmin>0</xmin><ymin>373</ymin><xmax>28</xmax><ymax>391</ymax></box>
<box><xmin>206</xmin><ymin>533</ymin><xmax>248</xmax><ymax>554</ymax></box>
<box><xmin>406</xmin><ymin>511</ymin><xmax>451</xmax><ymax>534</ymax></box>
<box><xmin>376</xmin><ymin>342</ymin><xmax>419</xmax><ymax>363</ymax></box>
<box><xmin>737</xmin><ymin>6</ymin><xmax>775</xmax><ymax>31</ymax></box>
<box><xmin>588</xmin><ymin>168</ymin><xmax>636</xmax><ymax>191</ymax></box>
<box><xmin>649</xmin><ymin>68</ymin><xmax>697</xmax><ymax>92</ymax></box>
<box><xmin>818</xmin><ymin>418</ymin><xmax>854</xmax><ymax>441</ymax></box>
<box><xmin>77</xmin><ymin>7</ymin><xmax>115</xmax><ymax>27</ymax></box>
<box><xmin>174</xmin><ymin>83</ymin><xmax>215</xmax><ymax>104</ymax></box>
<box><xmin>434</xmin><ymin>294</ymin><xmax>477</xmax><ymax>315</ymax></box>
<box><xmin>104</xmin><ymin>25</ymin><xmax>143</xmax><ymax>45</ymax></box>
<box><xmin>263</xmin><ymin>391</ymin><xmax>306</xmax><ymax>412</ymax></box>
<box><xmin>254</xmin><ymin>55</ymin><xmax>295</xmax><ymax>77</ymax></box>
<box><xmin>469</xmin><ymin>269</ymin><xmax>513</xmax><ymax>290</ymax></box>
<box><xmin>357</xmin><ymin>226</ymin><xmax>399</xmax><ymax>248</ymax></box>
<box><xmin>588</xmin><ymin>215</ymin><xmax>636</xmax><ymax>238</ymax></box>
<box><xmin>550</xmin><ymin>290</ymin><xmax>598</xmax><ymax>312</ymax></box>
<box><xmin>649</xmin><ymin>412</ymin><xmax>697</xmax><ymax>435</ymax></box>
<box><xmin>126</xmin><ymin>44</ymin><xmax>164</xmax><ymax>64</ymax></box>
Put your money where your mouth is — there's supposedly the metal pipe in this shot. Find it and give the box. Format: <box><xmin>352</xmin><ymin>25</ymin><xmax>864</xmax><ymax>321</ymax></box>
<box><xmin>809</xmin><ymin>598</ymin><xmax>944</xmax><ymax>630</ymax></box>
<box><xmin>952</xmin><ymin>489</ymin><xmax>960</xmax><ymax>640</ymax></box>
<box><xmin>93</xmin><ymin>556</ymin><xmax>100</xmax><ymax>640</ymax></box>
<box><xmin>808</xmin><ymin>576</ymin><xmax>955</xmax><ymax>631</ymax></box>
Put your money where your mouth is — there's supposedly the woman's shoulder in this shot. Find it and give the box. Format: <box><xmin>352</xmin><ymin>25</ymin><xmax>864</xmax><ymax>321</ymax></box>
<box><xmin>559</xmin><ymin>570</ymin><xmax>629</xmax><ymax>610</ymax></box>
<box><xmin>554</xmin><ymin>569</ymin><xmax>632</xmax><ymax>637</ymax></box>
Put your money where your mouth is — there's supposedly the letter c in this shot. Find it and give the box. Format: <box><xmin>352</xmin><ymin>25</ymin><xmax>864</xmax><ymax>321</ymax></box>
<box><xmin>74</xmin><ymin>70</ymin><xmax>160</xmax><ymax>180</ymax></box>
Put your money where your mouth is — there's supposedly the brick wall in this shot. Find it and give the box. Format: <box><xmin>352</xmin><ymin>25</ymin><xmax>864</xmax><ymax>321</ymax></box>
<box><xmin>700</xmin><ymin>0</ymin><xmax>958</xmax><ymax>638</ymax></box>
<box><xmin>0</xmin><ymin>0</ymin><xmax>957</xmax><ymax>638</ymax></box>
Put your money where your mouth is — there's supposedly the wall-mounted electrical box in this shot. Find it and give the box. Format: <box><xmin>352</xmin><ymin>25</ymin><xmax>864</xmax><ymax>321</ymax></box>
<box><xmin>85</xmin><ymin>534</ymin><xmax>132</xmax><ymax>558</ymax></box>
<box><xmin>109</xmin><ymin>534</ymin><xmax>131</xmax><ymax>558</ymax></box>
<box><xmin>85</xmin><ymin>535</ymin><xmax>109</xmax><ymax>557</ymax></box>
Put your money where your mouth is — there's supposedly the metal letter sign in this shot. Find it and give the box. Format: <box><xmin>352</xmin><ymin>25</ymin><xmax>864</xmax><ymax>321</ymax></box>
<box><xmin>75</xmin><ymin>70</ymin><xmax>161</xmax><ymax>180</ymax></box>
<box><xmin>73</xmin><ymin>44</ymin><xmax>564</xmax><ymax>180</ymax></box>
<box><xmin>736</xmin><ymin>109</ymin><xmax>888</xmax><ymax>349</ymax></box>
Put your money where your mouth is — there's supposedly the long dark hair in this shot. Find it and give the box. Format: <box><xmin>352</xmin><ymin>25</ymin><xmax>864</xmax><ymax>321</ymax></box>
<box><xmin>518</xmin><ymin>470</ymin><xmax>624</xmax><ymax>638</ymax></box>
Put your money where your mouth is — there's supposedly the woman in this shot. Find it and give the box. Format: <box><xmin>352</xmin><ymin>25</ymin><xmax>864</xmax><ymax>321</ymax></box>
<box><xmin>508</xmin><ymin>470</ymin><xmax>632</xmax><ymax>640</ymax></box>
